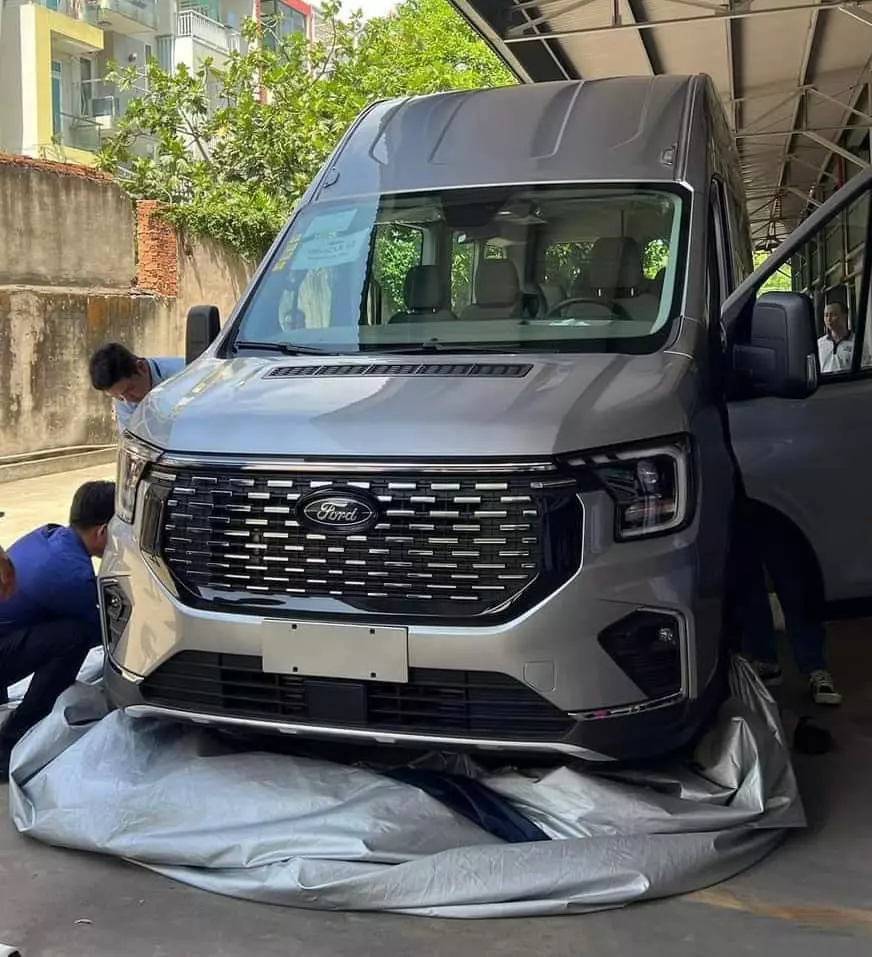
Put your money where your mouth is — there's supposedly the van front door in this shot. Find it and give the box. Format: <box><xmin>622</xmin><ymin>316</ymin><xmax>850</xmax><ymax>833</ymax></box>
<box><xmin>723</xmin><ymin>170</ymin><xmax>872</xmax><ymax>605</ymax></box>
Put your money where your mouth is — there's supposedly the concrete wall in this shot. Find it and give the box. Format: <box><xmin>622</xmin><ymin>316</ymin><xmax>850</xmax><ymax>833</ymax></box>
<box><xmin>0</xmin><ymin>290</ymin><xmax>180</xmax><ymax>456</ymax></box>
<box><xmin>178</xmin><ymin>233</ymin><xmax>252</xmax><ymax>324</ymax></box>
<box><xmin>0</xmin><ymin>155</ymin><xmax>253</xmax><ymax>459</ymax></box>
<box><xmin>0</xmin><ymin>159</ymin><xmax>136</xmax><ymax>288</ymax></box>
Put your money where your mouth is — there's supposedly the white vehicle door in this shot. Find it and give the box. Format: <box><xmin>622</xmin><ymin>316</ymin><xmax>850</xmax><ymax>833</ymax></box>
<box><xmin>724</xmin><ymin>168</ymin><xmax>872</xmax><ymax>604</ymax></box>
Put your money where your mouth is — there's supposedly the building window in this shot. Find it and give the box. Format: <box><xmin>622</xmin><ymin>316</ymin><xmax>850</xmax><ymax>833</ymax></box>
<box><xmin>262</xmin><ymin>0</ymin><xmax>308</xmax><ymax>49</ymax></box>
<box><xmin>79</xmin><ymin>58</ymin><xmax>92</xmax><ymax>117</ymax></box>
<box><xmin>51</xmin><ymin>60</ymin><xmax>63</xmax><ymax>138</ymax></box>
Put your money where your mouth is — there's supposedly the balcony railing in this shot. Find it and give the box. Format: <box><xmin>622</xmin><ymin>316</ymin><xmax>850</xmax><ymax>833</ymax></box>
<box><xmin>26</xmin><ymin>0</ymin><xmax>98</xmax><ymax>25</ymax></box>
<box><xmin>177</xmin><ymin>9</ymin><xmax>241</xmax><ymax>54</ymax></box>
<box><xmin>76</xmin><ymin>77</ymin><xmax>151</xmax><ymax>126</ymax></box>
<box><xmin>95</xmin><ymin>0</ymin><xmax>158</xmax><ymax>32</ymax></box>
<box><xmin>56</xmin><ymin>111</ymin><xmax>102</xmax><ymax>152</ymax></box>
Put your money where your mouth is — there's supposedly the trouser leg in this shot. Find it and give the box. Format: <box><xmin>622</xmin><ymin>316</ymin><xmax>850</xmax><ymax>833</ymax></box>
<box><xmin>726</xmin><ymin>501</ymin><xmax>779</xmax><ymax>664</ymax></box>
<box><xmin>0</xmin><ymin>618</ymin><xmax>95</xmax><ymax>747</ymax></box>
<box><xmin>762</xmin><ymin>529</ymin><xmax>829</xmax><ymax>676</ymax></box>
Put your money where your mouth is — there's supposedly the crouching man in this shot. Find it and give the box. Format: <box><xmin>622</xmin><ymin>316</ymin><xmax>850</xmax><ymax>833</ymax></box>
<box><xmin>0</xmin><ymin>481</ymin><xmax>115</xmax><ymax>781</ymax></box>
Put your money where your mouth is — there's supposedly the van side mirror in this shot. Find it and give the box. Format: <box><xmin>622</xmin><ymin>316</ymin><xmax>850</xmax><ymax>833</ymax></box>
<box><xmin>731</xmin><ymin>292</ymin><xmax>818</xmax><ymax>399</ymax></box>
<box><xmin>186</xmin><ymin>305</ymin><xmax>221</xmax><ymax>363</ymax></box>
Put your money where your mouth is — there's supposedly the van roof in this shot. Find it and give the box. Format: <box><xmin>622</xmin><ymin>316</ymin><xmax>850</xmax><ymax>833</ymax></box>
<box><xmin>321</xmin><ymin>75</ymin><xmax>699</xmax><ymax>200</ymax></box>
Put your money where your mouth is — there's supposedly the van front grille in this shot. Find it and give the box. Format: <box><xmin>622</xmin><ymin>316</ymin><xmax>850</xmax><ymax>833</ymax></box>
<box><xmin>146</xmin><ymin>462</ymin><xmax>582</xmax><ymax>618</ymax></box>
<box><xmin>139</xmin><ymin>651</ymin><xmax>576</xmax><ymax>741</ymax></box>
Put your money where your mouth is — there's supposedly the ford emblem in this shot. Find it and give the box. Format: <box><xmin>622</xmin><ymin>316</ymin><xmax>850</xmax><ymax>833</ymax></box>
<box><xmin>297</xmin><ymin>488</ymin><xmax>380</xmax><ymax>536</ymax></box>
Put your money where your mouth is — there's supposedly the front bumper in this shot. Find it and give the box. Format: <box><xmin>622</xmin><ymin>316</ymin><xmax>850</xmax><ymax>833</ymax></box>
<box><xmin>99</xmin><ymin>490</ymin><xmax>724</xmax><ymax>762</ymax></box>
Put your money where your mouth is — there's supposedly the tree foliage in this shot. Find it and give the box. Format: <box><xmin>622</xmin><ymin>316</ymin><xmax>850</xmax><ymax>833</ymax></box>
<box><xmin>753</xmin><ymin>251</ymin><xmax>793</xmax><ymax>293</ymax></box>
<box><xmin>96</xmin><ymin>0</ymin><xmax>514</xmax><ymax>259</ymax></box>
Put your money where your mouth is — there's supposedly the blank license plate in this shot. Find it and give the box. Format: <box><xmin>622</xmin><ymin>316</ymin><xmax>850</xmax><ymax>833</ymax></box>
<box><xmin>261</xmin><ymin>620</ymin><xmax>409</xmax><ymax>683</ymax></box>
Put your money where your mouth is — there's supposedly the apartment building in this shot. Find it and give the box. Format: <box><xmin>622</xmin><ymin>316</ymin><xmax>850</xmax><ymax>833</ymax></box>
<box><xmin>0</xmin><ymin>0</ymin><xmax>314</xmax><ymax>165</ymax></box>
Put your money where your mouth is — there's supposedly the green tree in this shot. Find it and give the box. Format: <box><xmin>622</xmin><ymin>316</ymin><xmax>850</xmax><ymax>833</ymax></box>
<box><xmin>96</xmin><ymin>0</ymin><xmax>513</xmax><ymax>260</ymax></box>
<box><xmin>753</xmin><ymin>251</ymin><xmax>793</xmax><ymax>293</ymax></box>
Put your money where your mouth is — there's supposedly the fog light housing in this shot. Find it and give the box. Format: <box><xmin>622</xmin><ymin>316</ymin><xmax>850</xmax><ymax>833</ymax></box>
<box><xmin>598</xmin><ymin>610</ymin><xmax>682</xmax><ymax>699</ymax></box>
<box><xmin>100</xmin><ymin>579</ymin><xmax>132</xmax><ymax>654</ymax></box>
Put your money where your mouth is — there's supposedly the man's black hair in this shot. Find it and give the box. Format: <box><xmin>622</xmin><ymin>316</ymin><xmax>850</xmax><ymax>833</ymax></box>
<box><xmin>89</xmin><ymin>343</ymin><xmax>140</xmax><ymax>391</ymax></box>
<box><xmin>69</xmin><ymin>481</ymin><xmax>116</xmax><ymax>530</ymax></box>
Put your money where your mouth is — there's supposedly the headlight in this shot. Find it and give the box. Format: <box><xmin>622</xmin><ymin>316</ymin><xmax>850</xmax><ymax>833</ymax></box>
<box><xmin>566</xmin><ymin>439</ymin><xmax>693</xmax><ymax>541</ymax></box>
<box><xmin>116</xmin><ymin>434</ymin><xmax>162</xmax><ymax>524</ymax></box>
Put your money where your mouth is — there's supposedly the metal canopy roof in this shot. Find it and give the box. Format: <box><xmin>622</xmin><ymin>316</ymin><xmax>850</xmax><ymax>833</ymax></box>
<box><xmin>451</xmin><ymin>0</ymin><xmax>872</xmax><ymax>246</ymax></box>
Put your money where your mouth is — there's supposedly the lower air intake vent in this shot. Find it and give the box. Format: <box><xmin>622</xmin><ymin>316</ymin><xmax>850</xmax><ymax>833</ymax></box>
<box><xmin>139</xmin><ymin>652</ymin><xmax>576</xmax><ymax>741</ymax></box>
<box><xmin>265</xmin><ymin>362</ymin><xmax>533</xmax><ymax>379</ymax></box>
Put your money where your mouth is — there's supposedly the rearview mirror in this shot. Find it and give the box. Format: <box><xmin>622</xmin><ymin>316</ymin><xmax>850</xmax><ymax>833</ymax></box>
<box><xmin>186</xmin><ymin>305</ymin><xmax>221</xmax><ymax>364</ymax></box>
<box><xmin>730</xmin><ymin>292</ymin><xmax>818</xmax><ymax>399</ymax></box>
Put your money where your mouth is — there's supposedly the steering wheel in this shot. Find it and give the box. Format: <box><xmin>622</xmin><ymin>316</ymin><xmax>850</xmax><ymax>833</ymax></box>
<box><xmin>547</xmin><ymin>296</ymin><xmax>633</xmax><ymax>321</ymax></box>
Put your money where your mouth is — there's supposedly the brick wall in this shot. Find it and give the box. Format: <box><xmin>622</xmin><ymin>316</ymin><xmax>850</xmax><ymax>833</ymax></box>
<box><xmin>0</xmin><ymin>152</ymin><xmax>111</xmax><ymax>184</ymax></box>
<box><xmin>136</xmin><ymin>200</ymin><xmax>179</xmax><ymax>298</ymax></box>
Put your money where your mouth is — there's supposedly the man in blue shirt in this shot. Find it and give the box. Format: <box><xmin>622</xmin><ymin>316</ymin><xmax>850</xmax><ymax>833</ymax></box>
<box><xmin>0</xmin><ymin>544</ymin><xmax>13</xmax><ymax>601</ymax></box>
<box><xmin>89</xmin><ymin>342</ymin><xmax>185</xmax><ymax>433</ymax></box>
<box><xmin>0</xmin><ymin>481</ymin><xmax>115</xmax><ymax>780</ymax></box>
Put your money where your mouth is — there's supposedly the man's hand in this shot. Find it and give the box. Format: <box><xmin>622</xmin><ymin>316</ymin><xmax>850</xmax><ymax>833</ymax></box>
<box><xmin>0</xmin><ymin>545</ymin><xmax>15</xmax><ymax>600</ymax></box>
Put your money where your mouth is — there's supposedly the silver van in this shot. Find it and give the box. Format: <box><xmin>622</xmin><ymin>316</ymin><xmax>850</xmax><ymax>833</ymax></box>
<box><xmin>99</xmin><ymin>75</ymin><xmax>872</xmax><ymax>762</ymax></box>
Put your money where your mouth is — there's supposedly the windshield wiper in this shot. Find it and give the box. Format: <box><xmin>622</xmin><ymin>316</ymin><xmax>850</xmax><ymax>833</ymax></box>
<box><xmin>234</xmin><ymin>340</ymin><xmax>339</xmax><ymax>356</ymax></box>
<box><xmin>235</xmin><ymin>340</ymin><xmax>525</xmax><ymax>358</ymax></box>
<box><xmin>361</xmin><ymin>342</ymin><xmax>523</xmax><ymax>355</ymax></box>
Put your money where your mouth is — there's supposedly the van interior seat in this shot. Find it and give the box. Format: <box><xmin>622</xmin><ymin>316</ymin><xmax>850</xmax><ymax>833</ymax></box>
<box><xmin>577</xmin><ymin>237</ymin><xmax>660</xmax><ymax>323</ymax></box>
<box><xmin>389</xmin><ymin>264</ymin><xmax>457</xmax><ymax>323</ymax></box>
<box><xmin>539</xmin><ymin>282</ymin><xmax>567</xmax><ymax>312</ymax></box>
<box><xmin>460</xmin><ymin>259</ymin><xmax>523</xmax><ymax>321</ymax></box>
<box><xmin>521</xmin><ymin>279</ymin><xmax>548</xmax><ymax>318</ymax></box>
<box><xmin>647</xmin><ymin>267</ymin><xmax>666</xmax><ymax>298</ymax></box>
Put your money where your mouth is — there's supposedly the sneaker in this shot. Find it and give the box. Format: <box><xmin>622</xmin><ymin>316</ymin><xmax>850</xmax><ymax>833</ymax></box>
<box><xmin>809</xmin><ymin>670</ymin><xmax>843</xmax><ymax>707</ymax></box>
<box><xmin>752</xmin><ymin>661</ymin><xmax>784</xmax><ymax>687</ymax></box>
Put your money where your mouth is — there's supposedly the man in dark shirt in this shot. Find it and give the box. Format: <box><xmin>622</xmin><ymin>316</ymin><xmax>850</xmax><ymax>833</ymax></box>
<box><xmin>0</xmin><ymin>544</ymin><xmax>13</xmax><ymax>600</ymax></box>
<box><xmin>0</xmin><ymin>480</ymin><xmax>115</xmax><ymax>780</ymax></box>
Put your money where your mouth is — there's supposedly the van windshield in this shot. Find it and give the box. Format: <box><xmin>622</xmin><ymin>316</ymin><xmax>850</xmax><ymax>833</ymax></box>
<box><xmin>231</xmin><ymin>185</ymin><xmax>685</xmax><ymax>356</ymax></box>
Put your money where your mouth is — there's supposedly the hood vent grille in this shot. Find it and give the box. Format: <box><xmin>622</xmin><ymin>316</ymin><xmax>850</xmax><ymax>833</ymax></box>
<box><xmin>265</xmin><ymin>362</ymin><xmax>533</xmax><ymax>380</ymax></box>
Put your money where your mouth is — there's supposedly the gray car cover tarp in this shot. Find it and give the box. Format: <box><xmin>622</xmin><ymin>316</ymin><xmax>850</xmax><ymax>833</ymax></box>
<box><xmin>6</xmin><ymin>656</ymin><xmax>805</xmax><ymax>918</ymax></box>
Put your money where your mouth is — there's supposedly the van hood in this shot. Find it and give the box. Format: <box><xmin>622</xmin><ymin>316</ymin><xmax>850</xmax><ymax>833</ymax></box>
<box><xmin>131</xmin><ymin>353</ymin><xmax>696</xmax><ymax>459</ymax></box>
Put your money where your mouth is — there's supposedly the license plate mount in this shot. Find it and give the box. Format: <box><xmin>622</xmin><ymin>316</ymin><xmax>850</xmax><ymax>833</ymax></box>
<box><xmin>261</xmin><ymin>620</ymin><xmax>409</xmax><ymax>683</ymax></box>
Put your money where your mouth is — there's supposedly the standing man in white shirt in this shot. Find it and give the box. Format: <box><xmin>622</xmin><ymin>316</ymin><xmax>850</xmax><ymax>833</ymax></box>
<box><xmin>817</xmin><ymin>301</ymin><xmax>854</xmax><ymax>374</ymax></box>
<box><xmin>89</xmin><ymin>343</ymin><xmax>186</xmax><ymax>434</ymax></box>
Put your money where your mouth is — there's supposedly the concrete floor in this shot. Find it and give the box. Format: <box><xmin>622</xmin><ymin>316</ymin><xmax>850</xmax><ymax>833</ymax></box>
<box><xmin>2</xmin><ymin>467</ymin><xmax>872</xmax><ymax>955</ymax></box>
<box><xmin>1</xmin><ymin>465</ymin><xmax>117</xmax><ymax>546</ymax></box>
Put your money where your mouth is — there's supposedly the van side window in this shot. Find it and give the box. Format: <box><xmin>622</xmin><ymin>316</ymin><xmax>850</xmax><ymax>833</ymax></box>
<box><xmin>451</xmin><ymin>236</ymin><xmax>475</xmax><ymax>312</ymax></box>
<box><xmin>483</xmin><ymin>242</ymin><xmax>507</xmax><ymax>260</ymax></box>
<box><xmin>725</xmin><ymin>188</ymin><xmax>753</xmax><ymax>287</ymax></box>
<box><xmin>541</xmin><ymin>242</ymin><xmax>592</xmax><ymax>295</ymax></box>
<box><xmin>371</xmin><ymin>223</ymin><xmax>425</xmax><ymax>320</ymax></box>
<box><xmin>642</xmin><ymin>239</ymin><xmax>669</xmax><ymax>285</ymax></box>
<box><xmin>767</xmin><ymin>191</ymin><xmax>870</xmax><ymax>377</ymax></box>
<box><xmin>706</xmin><ymin>216</ymin><xmax>721</xmax><ymax>323</ymax></box>
<box><xmin>706</xmin><ymin>186</ymin><xmax>729</xmax><ymax>321</ymax></box>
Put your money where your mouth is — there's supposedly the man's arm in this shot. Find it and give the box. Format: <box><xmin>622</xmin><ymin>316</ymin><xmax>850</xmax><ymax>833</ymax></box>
<box><xmin>0</xmin><ymin>545</ymin><xmax>15</xmax><ymax>600</ymax></box>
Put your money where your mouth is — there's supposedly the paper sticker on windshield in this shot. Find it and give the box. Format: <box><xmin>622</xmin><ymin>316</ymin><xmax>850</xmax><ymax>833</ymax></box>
<box><xmin>303</xmin><ymin>210</ymin><xmax>357</xmax><ymax>239</ymax></box>
<box><xmin>290</xmin><ymin>228</ymin><xmax>370</xmax><ymax>270</ymax></box>
<box><xmin>271</xmin><ymin>236</ymin><xmax>301</xmax><ymax>272</ymax></box>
